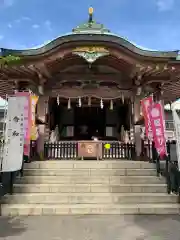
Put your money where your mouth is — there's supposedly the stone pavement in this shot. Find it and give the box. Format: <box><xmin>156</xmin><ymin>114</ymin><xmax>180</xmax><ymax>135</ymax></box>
<box><xmin>0</xmin><ymin>215</ymin><xmax>180</xmax><ymax>240</ymax></box>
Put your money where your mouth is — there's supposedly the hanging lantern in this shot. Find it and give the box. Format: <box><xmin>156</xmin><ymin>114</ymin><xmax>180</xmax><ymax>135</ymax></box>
<box><xmin>67</xmin><ymin>98</ymin><xmax>71</xmax><ymax>109</ymax></box>
<box><xmin>78</xmin><ymin>97</ymin><xmax>82</xmax><ymax>107</ymax></box>
<box><xmin>110</xmin><ymin>99</ymin><xmax>113</xmax><ymax>110</ymax></box>
<box><xmin>88</xmin><ymin>97</ymin><xmax>91</xmax><ymax>107</ymax></box>
<box><xmin>100</xmin><ymin>99</ymin><xmax>103</xmax><ymax>109</ymax></box>
<box><xmin>57</xmin><ymin>95</ymin><xmax>60</xmax><ymax>105</ymax></box>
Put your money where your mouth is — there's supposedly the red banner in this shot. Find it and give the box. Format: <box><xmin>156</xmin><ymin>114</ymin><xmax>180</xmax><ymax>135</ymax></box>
<box><xmin>141</xmin><ymin>96</ymin><xmax>153</xmax><ymax>139</ymax></box>
<box><xmin>148</xmin><ymin>102</ymin><xmax>166</xmax><ymax>158</ymax></box>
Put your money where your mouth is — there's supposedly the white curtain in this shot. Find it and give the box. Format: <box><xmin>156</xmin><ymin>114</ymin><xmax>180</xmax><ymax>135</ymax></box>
<box><xmin>49</xmin><ymin>125</ymin><xmax>59</xmax><ymax>143</ymax></box>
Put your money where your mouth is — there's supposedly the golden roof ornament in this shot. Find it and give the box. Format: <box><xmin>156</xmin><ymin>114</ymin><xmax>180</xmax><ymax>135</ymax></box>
<box><xmin>88</xmin><ymin>7</ymin><xmax>93</xmax><ymax>23</ymax></box>
<box><xmin>89</xmin><ymin>7</ymin><xmax>93</xmax><ymax>14</ymax></box>
<box><xmin>72</xmin><ymin>7</ymin><xmax>110</xmax><ymax>34</ymax></box>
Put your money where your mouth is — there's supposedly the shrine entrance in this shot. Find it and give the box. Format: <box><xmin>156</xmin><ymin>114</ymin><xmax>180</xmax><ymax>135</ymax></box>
<box><xmin>74</xmin><ymin>106</ymin><xmax>106</xmax><ymax>140</ymax></box>
<box><xmin>48</xmin><ymin>97</ymin><xmax>131</xmax><ymax>142</ymax></box>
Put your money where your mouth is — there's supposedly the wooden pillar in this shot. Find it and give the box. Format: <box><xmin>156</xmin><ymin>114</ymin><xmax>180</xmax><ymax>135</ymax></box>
<box><xmin>36</xmin><ymin>96</ymin><xmax>48</xmax><ymax>159</ymax></box>
<box><xmin>133</xmin><ymin>96</ymin><xmax>142</xmax><ymax>158</ymax></box>
<box><xmin>134</xmin><ymin>96</ymin><xmax>141</xmax><ymax>123</ymax></box>
<box><xmin>129</xmin><ymin>98</ymin><xmax>134</xmax><ymax>142</ymax></box>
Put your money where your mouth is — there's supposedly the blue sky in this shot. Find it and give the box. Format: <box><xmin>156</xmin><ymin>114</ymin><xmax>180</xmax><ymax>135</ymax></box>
<box><xmin>0</xmin><ymin>0</ymin><xmax>180</xmax><ymax>105</ymax></box>
<box><xmin>0</xmin><ymin>0</ymin><xmax>180</xmax><ymax>50</ymax></box>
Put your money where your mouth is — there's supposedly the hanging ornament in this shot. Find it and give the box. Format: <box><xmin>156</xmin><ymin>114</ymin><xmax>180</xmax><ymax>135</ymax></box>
<box><xmin>57</xmin><ymin>95</ymin><xmax>60</xmax><ymax>105</ymax></box>
<box><xmin>131</xmin><ymin>101</ymin><xmax>134</xmax><ymax>115</ymax></box>
<box><xmin>67</xmin><ymin>98</ymin><xmax>71</xmax><ymax>109</ymax></box>
<box><xmin>45</xmin><ymin>105</ymin><xmax>48</xmax><ymax>114</ymax></box>
<box><xmin>100</xmin><ymin>98</ymin><xmax>103</xmax><ymax>109</ymax></box>
<box><xmin>110</xmin><ymin>100</ymin><xmax>113</xmax><ymax>110</ymax></box>
<box><xmin>121</xmin><ymin>93</ymin><xmax>124</xmax><ymax>104</ymax></box>
<box><xmin>78</xmin><ymin>97</ymin><xmax>82</xmax><ymax>107</ymax></box>
<box><xmin>88</xmin><ymin>97</ymin><xmax>91</xmax><ymax>107</ymax></box>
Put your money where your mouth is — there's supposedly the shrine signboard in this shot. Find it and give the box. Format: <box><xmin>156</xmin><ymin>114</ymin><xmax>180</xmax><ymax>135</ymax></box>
<box><xmin>16</xmin><ymin>92</ymin><xmax>31</xmax><ymax>156</ymax></box>
<box><xmin>1</xmin><ymin>96</ymin><xmax>25</xmax><ymax>172</ymax></box>
<box><xmin>78</xmin><ymin>141</ymin><xmax>102</xmax><ymax>159</ymax></box>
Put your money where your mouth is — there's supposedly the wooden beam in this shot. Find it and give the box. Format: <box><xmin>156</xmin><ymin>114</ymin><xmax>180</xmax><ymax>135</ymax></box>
<box><xmin>28</xmin><ymin>64</ymin><xmax>50</xmax><ymax>80</ymax></box>
<box><xmin>35</xmin><ymin>63</ymin><xmax>52</xmax><ymax>78</ymax></box>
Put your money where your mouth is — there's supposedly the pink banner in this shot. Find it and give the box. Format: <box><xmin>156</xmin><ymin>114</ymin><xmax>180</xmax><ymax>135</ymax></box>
<box><xmin>148</xmin><ymin>102</ymin><xmax>166</xmax><ymax>159</ymax></box>
<box><xmin>141</xmin><ymin>96</ymin><xmax>153</xmax><ymax>139</ymax></box>
<box><xmin>15</xmin><ymin>92</ymin><xmax>31</xmax><ymax>156</ymax></box>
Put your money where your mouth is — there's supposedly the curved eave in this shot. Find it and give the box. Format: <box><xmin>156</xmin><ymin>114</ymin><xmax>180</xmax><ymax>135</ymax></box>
<box><xmin>0</xmin><ymin>33</ymin><xmax>179</xmax><ymax>60</ymax></box>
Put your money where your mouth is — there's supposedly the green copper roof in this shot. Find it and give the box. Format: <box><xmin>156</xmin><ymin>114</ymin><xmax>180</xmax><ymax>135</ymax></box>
<box><xmin>72</xmin><ymin>20</ymin><xmax>110</xmax><ymax>34</ymax></box>
<box><xmin>176</xmin><ymin>54</ymin><xmax>180</xmax><ymax>60</ymax></box>
<box><xmin>72</xmin><ymin>8</ymin><xmax>110</xmax><ymax>34</ymax></box>
<box><xmin>0</xmin><ymin>34</ymin><xmax>179</xmax><ymax>59</ymax></box>
<box><xmin>0</xmin><ymin>8</ymin><xmax>180</xmax><ymax>60</ymax></box>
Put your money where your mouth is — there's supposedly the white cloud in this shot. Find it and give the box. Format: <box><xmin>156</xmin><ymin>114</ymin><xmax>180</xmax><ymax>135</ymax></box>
<box><xmin>45</xmin><ymin>20</ymin><xmax>52</xmax><ymax>31</ymax></box>
<box><xmin>155</xmin><ymin>0</ymin><xmax>174</xmax><ymax>11</ymax></box>
<box><xmin>10</xmin><ymin>17</ymin><xmax>31</xmax><ymax>27</ymax></box>
<box><xmin>32</xmin><ymin>24</ymin><xmax>40</xmax><ymax>29</ymax></box>
<box><xmin>7</xmin><ymin>23</ymin><xmax>12</xmax><ymax>28</ymax></box>
<box><xmin>21</xmin><ymin>16</ymin><xmax>31</xmax><ymax>21</ymax></box>
<box><xmin>2</xmin><ymin>0</ymin><xmax>14</xmax><ymax>7</ymax></box>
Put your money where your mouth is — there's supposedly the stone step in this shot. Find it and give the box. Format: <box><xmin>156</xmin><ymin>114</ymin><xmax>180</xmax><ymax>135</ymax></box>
<box><xmin>13</xmin><ymin>183</ymin><xmax>167</xmax><ymax>193</ymax></box>
<box><xmin>1</xmin><ymin>203</ymin><xmax>180</xmax><ymax>216</ymax></box>
<box><xmin>24</xmin><ymin>161</ymin><xmax>155</xmax><ymax>170</ymax></box>
<box><xmin>16</xmin><ymin>175</ymin><xmax>164</xmax><ymax>184</ymax></box>
<box><xmin>23</xmin><ymin>168</ymin><xmax>157</xmax><ymax>176</ymax></box>
<box><xmin>2</xmin><ymin>193</ymin><xmax>177</xmax><ymax>204</ymax></box>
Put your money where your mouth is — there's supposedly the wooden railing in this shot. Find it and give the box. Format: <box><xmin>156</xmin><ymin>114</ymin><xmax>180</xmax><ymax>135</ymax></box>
<box><xmin>44</xmin><ymin>141</ymin><xmax>136</xmax><ymax>160</ymax></box>
<box><xmin>102</xmin><ymin>141</ymin><xmax>135</xmax><ymax>160</ymax></box>
<box><xmin>44</xmin><ymin>141</ymin><xmax>77</xmax><ymax>160</ymax></box>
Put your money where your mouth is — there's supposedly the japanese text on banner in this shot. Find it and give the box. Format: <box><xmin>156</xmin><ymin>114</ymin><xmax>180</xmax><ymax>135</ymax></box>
<box><xmin>15</xmin><ymin>92</ymin><xmax>31</xmax><ymax>156</ymax></box>
<box><xmin>1</xmin><ymin>96</ymin><xmax>25</xmax><ymax>172</ymax></box>
<box><xmin>141</xmin><ymin>96</ymin><xmax>153</xmax><ymax>140</ymax></box>
<box><xmin>148</xmin><ymin>103</ymin><xmax>166</xmax><ymax>159</ymax></box>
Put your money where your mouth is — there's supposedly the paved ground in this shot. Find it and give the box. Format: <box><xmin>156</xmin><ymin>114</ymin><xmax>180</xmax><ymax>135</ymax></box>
<box><xmin>0</xmin><ymin>215</ymin><xmax>180</xmax><ymax>240</ymax></box>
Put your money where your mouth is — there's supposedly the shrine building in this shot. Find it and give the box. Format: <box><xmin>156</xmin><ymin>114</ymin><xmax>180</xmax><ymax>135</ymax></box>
<box><xmin>1</xmin><ymin>8</ymin><xmax>180</xmax><ymax>160</ymax></box>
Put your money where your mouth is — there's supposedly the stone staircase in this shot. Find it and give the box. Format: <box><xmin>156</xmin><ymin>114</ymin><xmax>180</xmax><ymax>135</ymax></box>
<box><xmin>1</xmin><ymin>160</ymin><xmax>180</xmax><ymax>215</ymax></box>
